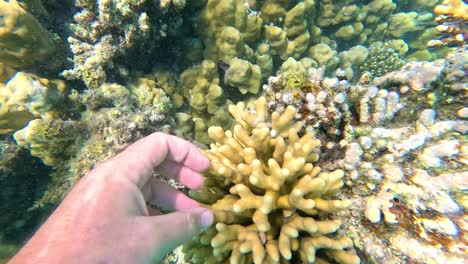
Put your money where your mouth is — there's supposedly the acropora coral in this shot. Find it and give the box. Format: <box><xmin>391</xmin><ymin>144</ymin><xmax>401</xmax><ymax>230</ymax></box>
<box><xmin>184</xmin><ymin>97</ymin><xmax>359</xmax><ymax>264</ymax></box>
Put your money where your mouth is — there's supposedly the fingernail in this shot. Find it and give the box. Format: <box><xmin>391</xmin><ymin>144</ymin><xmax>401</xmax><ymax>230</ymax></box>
<box><xmin>200</xmin><ymin>209</ymin><xmax>214</xmax><ymax>230</ymax></box>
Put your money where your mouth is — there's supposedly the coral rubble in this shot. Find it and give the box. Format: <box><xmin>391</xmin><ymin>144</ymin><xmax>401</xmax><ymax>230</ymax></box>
<box><xmin>336</xmin><ymin>47</ymin><xmax>467</xmax><ymax>264</ymax></box>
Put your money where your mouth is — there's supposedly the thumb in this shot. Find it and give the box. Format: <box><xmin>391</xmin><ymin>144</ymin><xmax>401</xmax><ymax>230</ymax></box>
<box><xmin>150</xmin><ymin>208</ymin><xmax>213</xmax><ymax>256</ymax></box>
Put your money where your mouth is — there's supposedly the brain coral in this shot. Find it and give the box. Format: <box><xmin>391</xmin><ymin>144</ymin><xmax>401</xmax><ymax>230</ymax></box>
<box><xmin>183</xmin><ymin>97</ymin><xmax>359</xmax><ymax>264</ymax></box>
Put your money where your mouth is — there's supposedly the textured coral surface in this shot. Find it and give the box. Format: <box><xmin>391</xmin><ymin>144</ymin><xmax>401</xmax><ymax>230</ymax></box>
<box><xmin>184</xmin><ymin>97</ymin><xmax>359</xmax><ymax>264</ymax></box>
<box><xmin>0</xmin><ymin>0</ymin><xmax>467</xmax><ymax>263</ymax></box>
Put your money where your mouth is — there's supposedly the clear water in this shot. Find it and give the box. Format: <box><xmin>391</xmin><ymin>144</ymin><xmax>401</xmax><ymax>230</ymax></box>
<box><xmin>1</xmin><ymin>0</ymin><xmax>466</xmax><ymax>263</ymax></box>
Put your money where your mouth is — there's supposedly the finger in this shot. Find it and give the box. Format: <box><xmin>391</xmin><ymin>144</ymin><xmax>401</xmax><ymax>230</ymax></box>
<box><xmin>106</xmin><ymin>132</ymin><xmax>209</xmax><ymax>188</ymax></box>
<box><xmin>149</xmin><ymin>208</ymin><xmax>213</xmax><ymax>259</ymax></box>
<box><xmin>141</xmin><ymin>179</ymin><xmax>200</xmax><ymax>211</ymax></box>
<box><xmin>162</xmin><ymin>135</ymin><xmax>210</xmax><ymax>172</ymax></box>
<box><xmin>156</xmin><ymin>160</ymin><xmax>205</xmax><ymax>189</ymax></box>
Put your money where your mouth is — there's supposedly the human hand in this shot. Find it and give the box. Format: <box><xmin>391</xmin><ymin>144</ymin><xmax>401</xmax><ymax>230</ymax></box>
<box><xmin>11</xmin><ymin>132</ymin><xmax>213</xmax><ymax>264</ymax></box>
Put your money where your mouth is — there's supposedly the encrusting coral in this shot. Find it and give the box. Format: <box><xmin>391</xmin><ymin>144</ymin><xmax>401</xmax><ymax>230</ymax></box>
<box><xmin>183</xmin><ymin>97</ymin><xmax>359</xmax><ymax>264</ymax></box>
<box><xmin>0</xmin><ymin>72</ymin><xmax>69</xmax><ymax>134</ymax></box>
<box><xmin>0</xmin><ymin>0</ymin><xmax>54</xmax><ymax>67</ymax></box>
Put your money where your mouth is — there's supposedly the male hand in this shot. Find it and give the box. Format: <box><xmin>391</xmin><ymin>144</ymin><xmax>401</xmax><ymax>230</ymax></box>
<box><xmin>11</xmin><ymin>132</ymin><xmax>213</xmax><ymax>264</ymax></box>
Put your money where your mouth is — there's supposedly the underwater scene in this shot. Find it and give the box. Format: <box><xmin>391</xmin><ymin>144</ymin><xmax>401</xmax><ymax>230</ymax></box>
<box><xmin>0</xmin><ymin>0</ymin><xmax>467</xmax><ymax>263</ymax></box>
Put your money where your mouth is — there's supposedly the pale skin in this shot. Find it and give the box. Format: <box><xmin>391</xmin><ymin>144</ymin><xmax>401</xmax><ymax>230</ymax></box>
<box><xmin>10</xmin><ymin>132</ymin><xmax>214</xmax><ymax>264</ymax></box>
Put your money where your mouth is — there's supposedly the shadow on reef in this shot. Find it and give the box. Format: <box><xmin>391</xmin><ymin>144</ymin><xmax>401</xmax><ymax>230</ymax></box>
<box><xmin>0</xmin><ymin>136</ymin><xmax>54</xmax><ymax>261</ymax></box>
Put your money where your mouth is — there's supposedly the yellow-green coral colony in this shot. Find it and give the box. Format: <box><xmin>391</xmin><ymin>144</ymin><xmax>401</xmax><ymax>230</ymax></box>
<box><xmin>360</xmin><ymin>42</ymin><xmax>406</xmax><ymax>77</ymax></box>
<box><xmin>184</xmin><ymin>97</ymin><xmax>359</xmax><ymax>264</ymax></box>
<box><xmin>0</xmin><ymin>0</ymin><xmax>54</xmax><ymax>67</ymax></box>
<box><xmin>0</xmin><ymin>72</ymin><xmax>68</xmax><ymax>134</ymax></box>
<box><xmin>10</xmin><ymin>74</ymin><xmax>177</xmax><ymax>205</ymax></box>
<box><xmin>1</xmin><ymin>0</ymin><xmax>467</xmax><ymax>263</ymax></box>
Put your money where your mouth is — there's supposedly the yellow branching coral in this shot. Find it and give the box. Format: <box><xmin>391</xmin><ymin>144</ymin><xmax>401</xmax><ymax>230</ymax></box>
<box><xmin>434</xmin><ymin>0</ymin><xmax>468</xmax><ymax>20</ymax></box>
<box><xmin>428</xmin><ymin>0</ymin><xmax>467</xmax><ymax>48</ymax></box>
<box><xmin>184</xmin><ymin>97</ymin><xmax>359</xmax><ymax>264</ymax></box>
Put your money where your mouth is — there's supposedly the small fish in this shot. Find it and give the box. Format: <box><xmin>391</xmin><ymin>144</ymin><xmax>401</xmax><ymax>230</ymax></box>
<box><xmin>217</xmin><ymin>60</ymin><xmax>230</xmax><ymax>85</ymax></box>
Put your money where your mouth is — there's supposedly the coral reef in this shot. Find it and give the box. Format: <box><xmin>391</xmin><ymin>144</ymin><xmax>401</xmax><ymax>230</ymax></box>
<box><xmin>180</xmin><ymin>60</ymin><xmax>233</xmax><ymax>144</ymax></box>
<box><xmin>180</xmin><ymin>0</ymin><xmax>445</xmax><ymax>97</ymax></box>
<box><xmin>13</xmin><ymin>74</ymin><xmax>176</xmax><ymax>205</ymax></box>
<box><xmin>335</xmin><ymin>47</ymin><xmax>467</xmax><ymax>264</ymax></box>
<box><xmin>0</xmin><ymin>0</ymin><xmax>54</xmax><ymax>67</ymax></box>
<box><xmin>176</xmin><ymin>0</ymin><xmax>447</xmax><ymax>146</ymax></box>
<box><xmin>360</xmin><ymin>42</ymin><xmax>406</xmax><ymax>77</ymax></box>
<box><xmin>178</xmin><ymin>46</ymin><xmax>468</xmax><ymax>264</ymax></box>
<box><xmin>427</xmin><ymin>0</ymin><xmax>467</xmax><ymax>48</ymax></box>
<box><xmin>0</xmin><ymin>0</ymin><xmax>466</xmax><ymax>263</ymax></box>
<box><xmin>61</xmin><ymin>0</ymin><xmax>188</xmax><ymax>88</ymax></box>
<box><xmin>0</xmin><ymin>72</ymin><xmax>70</xmax><ymax>134</ymax></box>
<box><xmin>183</xmin><ymin>97</ymin><xmax>359</xmax><ymax>264</ymax></box>
<box><xmin>0</xmin><ymin>137</ymin><xmax>51</xmax><ymax>260</ymax></box>
<box><xmin>49</xmin><ymin>0</ymin><xmax>453</xmax><ymax>151</ymax></box>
